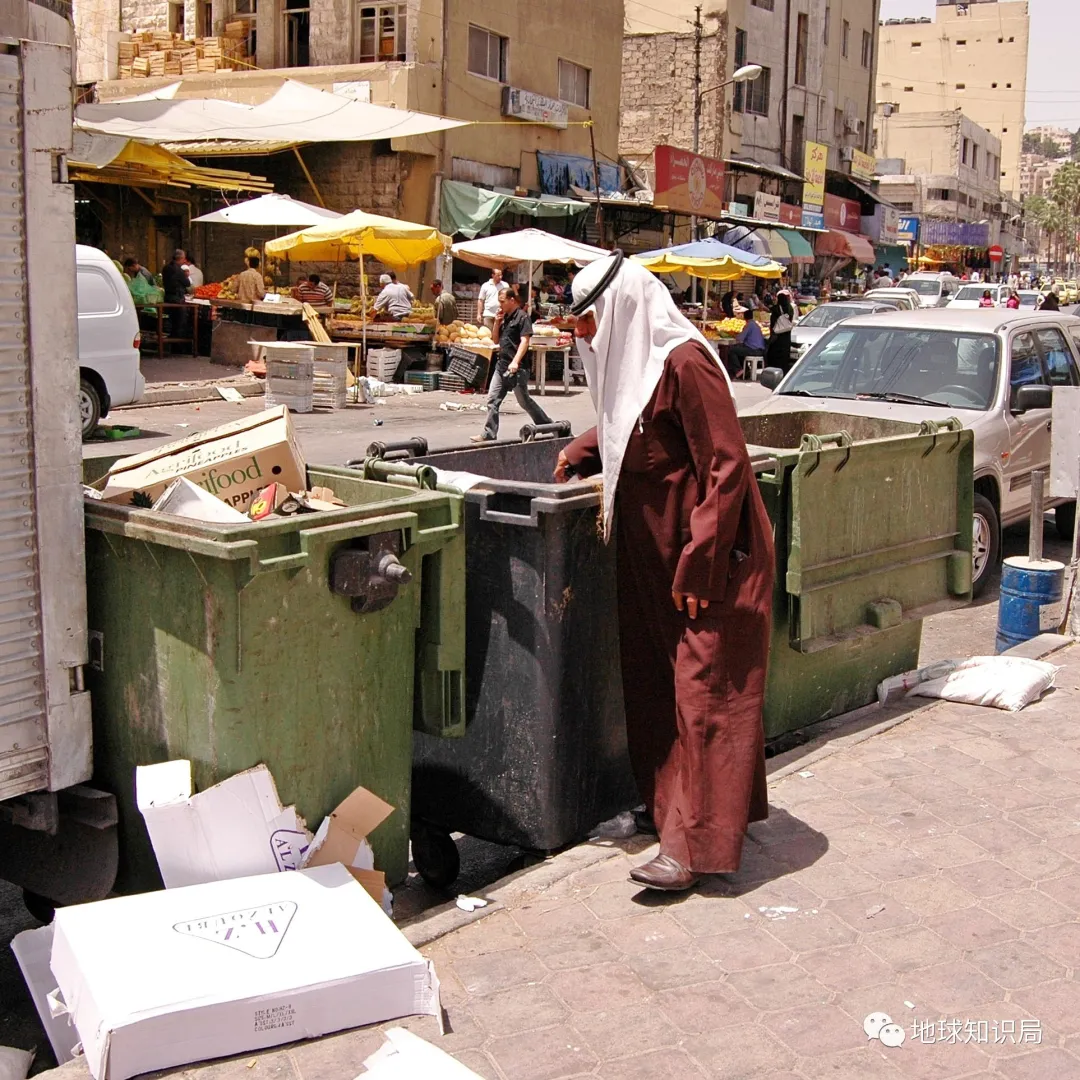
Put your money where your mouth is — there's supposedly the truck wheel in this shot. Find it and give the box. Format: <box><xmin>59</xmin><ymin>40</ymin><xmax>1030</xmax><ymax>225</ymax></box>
<box><xmin>972</xmin><ymin>493</ymin><xmax>999</xmax><ymax>599</ymax></box>
<box><xmin>1056</xmin><ymin>502</ymin><xmax>1076</xmax><ymax>541</ymax></box>
<box><xmin>79</xmin><ymin>378</ymin><xmax>102</xmax><ymax>438</ymax></box>
<box><xmin>411</xmin><ymin>822</ymin><xmax>460</xmax><ymax>889</ymax></box>
<box><xmin>22</xmin><ymin>889</ymin><xmax>55</xmax><ymax>924</ymax></box>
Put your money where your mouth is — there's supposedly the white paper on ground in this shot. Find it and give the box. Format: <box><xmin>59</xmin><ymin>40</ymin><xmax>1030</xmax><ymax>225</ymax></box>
<box><xmin>0</xmin><ymin>1046</ymin><xmax>33</xmax><ymax>1080</ymax></box>
<box><xmin>136</xmin><ymin>760</ymin><xmax>312</xmax><ymax>888</ymax></box>
<box><xmin>216</xmin><ymin>386</ymin><xmax>245</xmax><ymax>403</ymax></box>
<box><xmin>151</xmin><ymin>477</ymin><xmax>250</xmax><ymax>523</ymax></box>
<box><xmin>10</xmin><ymin>924</ymin><xmax>80</xmax><ymax>1065</ymax></box>
<box><xmin>50</xmin><ymin>864</ymin><xmax>441</xmax><ymax>1080</ymax></box>
<box><xmin>361</xmin><ymin>1028</ymin><xmax>481</xmax><ymax>1079</ymax></box>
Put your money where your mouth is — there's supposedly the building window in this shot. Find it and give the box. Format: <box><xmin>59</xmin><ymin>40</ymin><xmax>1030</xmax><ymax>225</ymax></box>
<box><xmin>795</xmin><ymin>13</ymin><xmax>808</xmax><ymax>86</ymax></box>
<box><xmin>861</xmin><ymin>29</ymin><xmax>871</xmax><ymax>68</ymax></box>
<box><xmin>751</xmin><ymin>0</ymin><xmax>774</xmax><ymax>9</ymax></box>
<box><xmin>357</xmin><ymin>4</ymin><xmax>407</xmax><ymax>62</ymax></box>
<box><xmin>167</xmin><ymin>0</ymin><xmax>184</xmax><ymax>35</ymax></box>
<box><xmin>558</xmin><ymin>59</ymin><xmax>590</xmax><ymax>107</ymax></box>
<box><xmin>196</xmin><ymin>0</ymin><xmax>213</xmax><ymax>35</ymax></box>
<box><xmin>991</xmin><ymin>81</ymin><xmax>998</xmax><ymax>88</ymax></box>
<box><xmin>928</xmin><ymin>187</ymin><xmax>954</xmax><ymax>200</ymax></box>
<box><xmin>468</xmin><ymin>24</ymin><xmax>507</xmax><ymax>81</ymax></box>
<box><xmin>834</xmin><ymin>108</ymin><xmax>844</xmax><ymax>141</ymax></box>
<box><xmin>842</xmin><ymin>20</ymin><xmax>850</xmax><ymax>58</ymax></box>
<box><xmin>733</xmin><ymin>28</ymin><xmax>747</xmax><ymax>111</ymax></box>
<box><xmin>283</xmin><ymin>0</ymin><xmax>309</xmax><ymax>66</ymax></box>
<box><xmin>971</xmin><ymin>144</ymin><xmax>978</xmax><ymax>171</ymax></box>
<box><xmin>956</xmin><ymin>38</ymin><xmax>966</xmax><ymax>46</ymax></box>
<box><xmin>746</xmin><ymin>65</ymin><xmax>770</xmax><ymax>116</ymax></box>
<box><xmin>824</xmin><ymin>5</ymin><xmax>830</xmax><ymax>44</ymax></box>
<box><xmin>956</xmin><ymin>83</ymin><xmax>966</xmax><ymax>91</ymax></box>
<box><xmin>790</xmin><ymin>113</ymin><xmax>805</xmax><ymax>171</ymax></box>
<box><xmin>962</xmin><ymin>137</ymin><xmax>969</xmax><ymax>164</ymax></box>
<box><xmin>1006</xmin><ymin>82</ymin><xmax>1012</xmax><ymax>88</ymax></box>
<box><xmin>231</xmin><ymin>0</ymin><xmax>257</xmax><ymax>59</ymax></box>
<box><xmin>911</xmin><ymin>40</ymin><xmax>921</xmax><ymax>49</ymax></box>
<box><xmin>904</xmin><ymin>86</ymin><xmax>913</xmax><ymax>92</ymax></box>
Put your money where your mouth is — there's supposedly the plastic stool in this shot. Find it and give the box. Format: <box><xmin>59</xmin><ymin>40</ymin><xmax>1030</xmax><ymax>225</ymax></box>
<box><xmin>743</xmin><ymin>355</ymin><xmax>765</xmax><ymax>382</ymax></box>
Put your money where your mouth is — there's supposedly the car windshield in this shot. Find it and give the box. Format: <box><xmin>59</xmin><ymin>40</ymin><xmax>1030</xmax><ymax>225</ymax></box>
<box><xmin>780</xmin><ymin>327</ymin><xmax>1001</xmax><ymax>410</ymax></box>
<box><xmin>906</xmin><ymin>279</ymin><xmax>944</xmax><ymax>297</ymax></box>
<box><xmin>797</xmin><ymin>304</ymin><xmax>872</xmax><ymax>328</ymax></box>
<box><xmin>1018</xmin><ymin>291</ymin><xmax>1040</xmax><ymax>307</ymax></box>
<box><xmin>953</xmin><ymin>285</ymin><xmax>992</xmax><ymax>302</ymax></box>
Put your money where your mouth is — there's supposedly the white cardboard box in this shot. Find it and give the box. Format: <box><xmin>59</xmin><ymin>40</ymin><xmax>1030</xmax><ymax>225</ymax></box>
<box><xmin>50</xmin><ymin>864</ymin><xmax>441</xmax><ymax>1080</ymax></box>
<box><xmin>10</xmin><ymin>924</ymin><xmax>80</xmax><ymax>1066</ymax></box>
<box><xmin>136</xmin><ymin>760</ymin><xmax>311</xmax><ymax>889</ymax></box>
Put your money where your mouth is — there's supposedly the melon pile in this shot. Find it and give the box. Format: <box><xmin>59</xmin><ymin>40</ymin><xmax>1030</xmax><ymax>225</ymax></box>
<box><xmin>436</xmin><ymin>320</ymin><xmax>493</xmax><ymax>346</ymax></box>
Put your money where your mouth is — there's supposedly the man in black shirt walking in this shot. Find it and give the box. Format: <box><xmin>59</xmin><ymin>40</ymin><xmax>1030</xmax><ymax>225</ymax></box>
<box><xmin>473</xmin><ymin>287</ymin><xmax>553</xmax><ymax>442</ymax></box>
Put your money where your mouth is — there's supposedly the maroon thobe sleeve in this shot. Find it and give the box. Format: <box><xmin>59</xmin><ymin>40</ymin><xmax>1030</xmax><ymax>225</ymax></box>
<box><xmin>562</xmin><ymin>425</ymin><xmax>602</xmax><ymax>478</ymax></box>
<box><xmin>669</xmin><ymin>351</ymin><xmax>754</xmax><ymax>603</ymax></box>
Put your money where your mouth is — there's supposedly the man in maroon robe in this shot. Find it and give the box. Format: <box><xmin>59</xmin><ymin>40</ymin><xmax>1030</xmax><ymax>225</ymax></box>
<box><xmin>554</xmin><ymin>252</ymin><xmax>775</xmax><ymax>891</ymax></box>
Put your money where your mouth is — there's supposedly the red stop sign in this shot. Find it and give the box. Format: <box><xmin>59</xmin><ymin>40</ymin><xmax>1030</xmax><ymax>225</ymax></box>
<box><xmin>988</xmin><ymin>245</ymin><xmax>1004</xmax><ymax>262</ymax></box>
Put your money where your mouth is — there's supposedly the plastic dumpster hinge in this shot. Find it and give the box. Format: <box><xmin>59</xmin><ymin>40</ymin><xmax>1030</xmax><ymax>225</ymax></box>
<box><xmin>329</xmin><ymin>532</ymin><xmax>413</xmax><ymax>614</ymax></box>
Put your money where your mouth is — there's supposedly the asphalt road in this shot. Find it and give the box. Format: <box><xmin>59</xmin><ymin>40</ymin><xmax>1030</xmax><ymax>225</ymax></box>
<box><xmin>3</xmin><ymin>382</ymin><xmax>1067</xmax><ymax>1064</ymax></box>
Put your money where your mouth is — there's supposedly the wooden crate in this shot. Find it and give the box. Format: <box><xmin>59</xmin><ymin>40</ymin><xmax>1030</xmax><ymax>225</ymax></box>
<box><xmin>132</xmin><ymin>56</ymin><xmax>150</xmax><ymax>76</ymax></box>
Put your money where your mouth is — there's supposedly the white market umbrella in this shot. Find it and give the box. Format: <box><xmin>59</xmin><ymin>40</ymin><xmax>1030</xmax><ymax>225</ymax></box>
<box><xmin>192</xmin><ymin>193</ymin><xmax>343</xmax><ymax>227</ymax></box>
<box><xmin>450</xmin><ymin>228</ymin><xmax>609</xmax><ymax>306</ymax></box>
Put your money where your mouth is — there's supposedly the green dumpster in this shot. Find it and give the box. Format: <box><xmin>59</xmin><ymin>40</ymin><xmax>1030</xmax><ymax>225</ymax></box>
<box><xmin>84</xmin><ymin>464</ymin><xmax>465</xmax><ymax>891</ymax></box>
<box><xmin>742</xmin><ymin>412</ymin><xmax>974</xmax><ymax>739</ymax></box>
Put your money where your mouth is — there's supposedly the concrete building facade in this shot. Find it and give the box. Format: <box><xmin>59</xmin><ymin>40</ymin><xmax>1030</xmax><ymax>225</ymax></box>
<box><xmin>71</xmin><ymin>0</ymin><xmax>625</xmax><ymax>279</ymax></box>
<box><xmin>1019</xmin><ymin>152</ymin><xmax>1066</xmax><ymax>201</ymax></box>
<box><xmin>876</xmin><ymin>0</ymin><xmax>1029</xmax><ymax>198</ymax></box>
<box><xmin>874</xmin><ymin>108</ymin><xmax>1021</xmax><ymax>256</ymax></box>
<box><xmin>621</xmin><ymin>0</ymin><xmax>878</xmax><ymax>178</ymax></box>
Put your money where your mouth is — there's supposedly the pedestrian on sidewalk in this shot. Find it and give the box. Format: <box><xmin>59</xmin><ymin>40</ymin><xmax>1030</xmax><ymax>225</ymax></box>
<box><xmin>553</xmin><ymin>252</ymin><xmax>774</xmax><ymax>892</ymax></box>
<box><xmin>473</xmin><ymin>287</ymin><xmax>552</xmax><ymax>443</ymax></box>
<box><xmin>476</xmin><ymin>268</ymin><xmax>505</xmax><ymax>332</ymax></box>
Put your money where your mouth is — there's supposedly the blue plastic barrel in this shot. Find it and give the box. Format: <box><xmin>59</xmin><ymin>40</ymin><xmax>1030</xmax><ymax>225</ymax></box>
<box><xmin>995</xmin><ymin>556</ymin><xmax>1065</xmax><ymax>653</ymax></box>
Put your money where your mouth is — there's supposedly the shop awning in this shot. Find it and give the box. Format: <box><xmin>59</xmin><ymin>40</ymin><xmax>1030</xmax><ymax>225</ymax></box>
<box><xmin>721</xmin><ymin>226</ymin><xmax>793</xmax><ymax>264</ymax></box>
<box><xmin>776</xmin><ymin>228</ymin><xmax>815</xmax><ymax>264</ymax></box>
<box><xmin>845</xmin><ymin>177</ymin><xmax>897</xmax><ymax>208</ymax></box>
<box><xmin>69</xmin><ymin>131</ymin><xmax>272</xmax><ymax>192</ymax></box>
<box><xmin>724</xmin><ymin>156</ymin><xmax>805</xmax><ymax>183</ymax></box>
<box><xmin>875</xmin><ymin>243</ymin><xmax>910</xmax><ymax>269</ymax></box>
<box><xmin>816</xmin><ymin>228</ymin><xmax>876</xmax><ymax>265</ymax></box>
<box><xmin>440</xmin><ymin>179</ymin><xmax>588</xmax><ymax>239</ymax></box>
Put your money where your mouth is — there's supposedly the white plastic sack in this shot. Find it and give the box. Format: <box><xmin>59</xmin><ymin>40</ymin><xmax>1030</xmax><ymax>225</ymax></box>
<box><xmin>0</xmin><ymin>1046</ymin><xmax>33</xmax><ymax>1080</ymax></box>
<box><xmin>909</xmin><ymin>656</ymin><xmax>1058</xmax><ymax>712</ymax></box>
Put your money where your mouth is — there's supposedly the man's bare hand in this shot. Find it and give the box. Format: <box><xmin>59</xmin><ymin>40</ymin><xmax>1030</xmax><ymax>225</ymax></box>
<box><xmin>554</xmin><ymin>450</ymin><xmax>571</xmax><ymax>483</ymax></box>
<box><xmin>673</xmin><ymin>592</ymin><xmax>710</xmax><ymax>620</ymax></box>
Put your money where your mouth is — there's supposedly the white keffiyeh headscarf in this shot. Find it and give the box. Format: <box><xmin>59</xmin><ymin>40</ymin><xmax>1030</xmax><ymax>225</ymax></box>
<box><xmin>571</xmin><ymin>254</ymin><xmax>730</xmax><ymax>540</ymax></box>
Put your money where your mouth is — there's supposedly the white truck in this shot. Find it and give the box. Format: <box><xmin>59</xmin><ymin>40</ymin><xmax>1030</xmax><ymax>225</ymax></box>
<box><xmin>0</xmin><ymin>35</ymin><xmax>118</xmax><ymax>915</ymax></box>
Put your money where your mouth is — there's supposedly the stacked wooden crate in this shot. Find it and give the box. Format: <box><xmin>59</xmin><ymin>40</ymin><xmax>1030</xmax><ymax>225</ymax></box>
<box><xmin>116</xmin><ymin>29</ymin><xmax>250</xmax><ymax>80</ymax></box>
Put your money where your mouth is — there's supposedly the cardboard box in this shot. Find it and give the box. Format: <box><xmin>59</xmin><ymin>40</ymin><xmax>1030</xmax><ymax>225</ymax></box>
<box><xmin>137</xmin><ymin>760</ymin><xmax>311</xmax><ymax>889</ymax></box>
<box><xmin>49</xmin><ymin>864</ymin><xmax>442</xmax><ymax>1080</ymax></box>
<box><xmin>96</xmin><ymin>406</ymin><xmax>306</xmax><ymax>514</ymax></box>
<box><xmin>10</xmin><ymin>925</ymin><xmax>80</xmax><ymax>1066</ymax></box>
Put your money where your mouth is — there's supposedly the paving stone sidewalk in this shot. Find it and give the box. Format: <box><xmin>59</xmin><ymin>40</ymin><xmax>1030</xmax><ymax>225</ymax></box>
<box><xmin>45</xmin><ymin>642</ymin><xmax>1080</xmax><ymax>1080</ymax></box>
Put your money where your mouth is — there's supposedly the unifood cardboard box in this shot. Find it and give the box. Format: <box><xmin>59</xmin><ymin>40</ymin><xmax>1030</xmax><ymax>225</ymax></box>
<box><xmin>96</xmin><ymin>405</ymin><xmax>306</xmax><ymax>514</ymax></box>
<box><xmin>49</xmin><ymin>864</ymin><xmax>442</xmax><ymax>1080</ymax></box>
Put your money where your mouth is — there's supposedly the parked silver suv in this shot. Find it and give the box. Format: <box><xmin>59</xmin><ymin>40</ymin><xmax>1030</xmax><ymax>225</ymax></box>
<box><xmin>747</xmin><ymin>309</ymin><xmax>1079</xmax><ymax>596</ymax></box>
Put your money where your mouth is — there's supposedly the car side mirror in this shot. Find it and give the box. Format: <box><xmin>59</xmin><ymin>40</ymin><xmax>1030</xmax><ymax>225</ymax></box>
<box><xmin>1014</xmin><ymin>384</ymin><xmax>1053</xmax><ymax>412</ymax></box>
<box><xmin>759</xmin><ymin>367</ymin><xmax>785</xmax><ymax>391</ymax></box>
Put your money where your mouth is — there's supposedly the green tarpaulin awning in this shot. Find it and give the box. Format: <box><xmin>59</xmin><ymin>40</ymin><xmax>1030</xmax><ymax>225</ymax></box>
<box><xmin>776</xmin><ymin>228</ymin><xmax>815</xmax><ymax>263</ymax></box>
<box><xmin>440</xmin><ymin>179</ymin><xmax>589</xmax><ymax>239</ymax></box>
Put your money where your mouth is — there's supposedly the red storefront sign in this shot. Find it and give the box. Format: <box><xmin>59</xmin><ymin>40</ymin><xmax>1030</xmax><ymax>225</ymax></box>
<box><xmin>779</xmin><ymin>202</ymin><xmax>804</xmax><ymax>227</ymax></box>
<box><xmin>653</xmin><ymin>144</ymin><xmax>726</xmax><ymax>218</ymax></box>
<box><xmin>823</xmin><ymin>194</ymin><xmax>863</xmax><ymax>233</ymax></box>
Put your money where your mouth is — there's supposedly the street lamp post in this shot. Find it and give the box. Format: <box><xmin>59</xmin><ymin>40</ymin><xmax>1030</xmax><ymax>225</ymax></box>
<box><xmin>691</xmin><ymin>63</ymin><xmax>763</xmax><ymax>241</ymax></box>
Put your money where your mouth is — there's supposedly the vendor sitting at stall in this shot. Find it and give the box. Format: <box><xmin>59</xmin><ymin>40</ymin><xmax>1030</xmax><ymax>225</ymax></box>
<box><xmin>122</xmin><ymin>257</ymin><xmax>155</xmax><ymax>287</ymax></box>
<box><xmin>727</xmin><ymin>308</ymin><xmax>766</xmax><ymax>380</ymax></box>
<box><xmin>236</xmin><ymin>255</ymin><xmax>267</xmax><ymax>304</ymax></box>
<box><xmin>294</xmin><ymin>273</ymin><xmax>333</xmax><ymax>305</ymax></box>
<box><xmin>373</xmin><ymin>271</ymin><xmax>414</xmax><ymax>320</ymax></box>
<box><xmin>431</xmin><ymin>279</ymin><xmax>458</xmax><ymax>325</ymax></box>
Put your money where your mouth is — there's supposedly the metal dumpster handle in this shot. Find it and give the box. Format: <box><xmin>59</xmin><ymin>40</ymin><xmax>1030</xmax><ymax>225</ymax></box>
<box><xmin>359</xmin><ymin>458</ymin><xmax>440</xmax><ymax>490</ymax></box>
<box><xmin>362</xmin><ymin>436</ymin><xmax>429</xmax><ymax>461</ymax></box>
<box><xmin>799</xmin><ymin>430</ymin><xmax>853</xmax><ymax>452</ymax></box>
<box><xmin>918</xmin><ymin>417</ymin><xmax>963</xmax><ymax>435</ymax></box>
<box><xmin>521</xmin><ymin>421</ymin><xmax>573</xmax><ymax>442</ymax></box>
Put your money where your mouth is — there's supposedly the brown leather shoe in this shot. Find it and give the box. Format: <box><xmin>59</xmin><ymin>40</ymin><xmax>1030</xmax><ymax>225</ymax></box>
<box><xmin>629</xmin><ymin>854</ymin><xmax>699</xmax><ymax>892</ymax></box>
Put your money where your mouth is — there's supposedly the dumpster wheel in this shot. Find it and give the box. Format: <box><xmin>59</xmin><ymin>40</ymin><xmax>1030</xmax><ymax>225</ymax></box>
<box><xmin>411</xmin><ymin>821</ymin><xmax>461</xmax><ymax>889</ymax></box>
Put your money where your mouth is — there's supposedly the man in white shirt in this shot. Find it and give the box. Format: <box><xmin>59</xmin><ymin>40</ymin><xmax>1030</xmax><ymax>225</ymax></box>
<box><xmin>476</xmin><ymin>268</ymin><xmax>506</xmax><ymax>332</ymax></box>
<box><xmin>970</xmin><ymin>269</ymin><xmax>981</xmax><ymax>283</ymax></box>
<box><xmin>373</xmin><ymin>271</ymin><xmax>414</xmax><ymax>320</ymax></box>
<box><xmin>181</xmin><ymin>251</ymin><xmax>204</xmax><ymax>291</ymax></box>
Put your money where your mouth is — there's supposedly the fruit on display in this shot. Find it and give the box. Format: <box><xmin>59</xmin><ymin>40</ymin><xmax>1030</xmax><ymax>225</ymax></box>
<box><xmin>410</xmin><ymin>302</ymin><xmax>436</xmax><ymax>320</ymax></box>
<box><xmin>435</xmin><ymin>320</ymin><xmax>492</xmax><ymax>346</ymax></box>
<box><xmin>711</xmin><ymin>317</ymin><xmax>746</xmax><ymax>336</ymax></box>
<box><xmin>193</xmin><ymin>282</ymin><xmax>222</xmax><ymax>299</ymax></box>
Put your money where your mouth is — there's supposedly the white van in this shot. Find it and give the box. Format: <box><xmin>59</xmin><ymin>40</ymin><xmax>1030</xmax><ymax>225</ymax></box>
<box><xmin>902</xmin><ymin>271</ymin><xmax>961</xmax><ymax>308</ymax></box>
<box><xmin>76</xmin><ymin>244</ymin><xmax>145</xmax><ymax>437</ymax></box>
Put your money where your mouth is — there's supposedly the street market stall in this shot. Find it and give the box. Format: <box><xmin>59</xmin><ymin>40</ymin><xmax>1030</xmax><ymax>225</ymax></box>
<box><xmin>265</xmin><ymin>210</ymin><xmax>451</xmax><ymax>377</ymax></box>
<box><xmin>449</xmin><ymin>229</ymin><xmax>608</xmax><ymax>393</ymax></box>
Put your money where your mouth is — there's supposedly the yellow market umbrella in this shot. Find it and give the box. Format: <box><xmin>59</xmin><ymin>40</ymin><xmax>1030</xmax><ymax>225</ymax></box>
<box><xmin>264</xmin><ymin>209</ymin><xmax>450</xmax><ymax>266</ymax></box>
<box><xmin>266</xmin><ymin>210</ymin><xmax>451</xmax><ymax>371</ymax></box>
